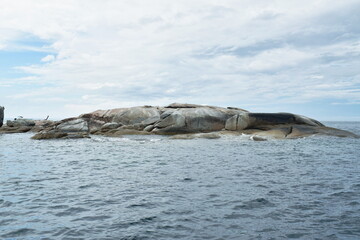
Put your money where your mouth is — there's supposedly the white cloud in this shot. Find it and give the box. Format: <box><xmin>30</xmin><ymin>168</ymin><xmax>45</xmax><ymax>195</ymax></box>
<box><xmin>0</xmin><ymin>0</ymin><xmax>360</xmax><ymax>118</ymax></box>
<box><xmin>41</xmin><ymin>54</ymin><xmax>55</xmax><ymax>62</ymax></box>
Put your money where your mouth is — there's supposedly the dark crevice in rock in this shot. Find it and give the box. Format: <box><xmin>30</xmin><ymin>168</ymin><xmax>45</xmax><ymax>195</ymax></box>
<box><xmin>285</xmin><ymin>126</ymin><xmax>293</xmax><ymax>138</ymax></box>
<box><xmin>235</xmin><ymin>114</ymin><xmax>240</xmax><ymax>130</ymax></box>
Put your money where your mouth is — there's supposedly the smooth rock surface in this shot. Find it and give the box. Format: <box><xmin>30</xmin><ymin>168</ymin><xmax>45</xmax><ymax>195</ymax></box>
<box><xmin>56</xmin><ymin>118</ymin><xmax>89</xmax><ymax>133</ymax></box>
<box><xmin>153</xmin><ymin>107</ymin><xmax>245</xmax><ymax>134</ymax></box>
<box><xmin>112</xmin><ymin>107</ymin><xmax>160</xmax><ymax>125</ymax></box>
<box><xmin>225</xmin><ymin>113</ymin><xmax>250</xmax><ymax>130</ymax></box>
<box><xmin>100</xmin><ymin>122</ymin><xmax>122</xmax><ymax>132</ymax></box>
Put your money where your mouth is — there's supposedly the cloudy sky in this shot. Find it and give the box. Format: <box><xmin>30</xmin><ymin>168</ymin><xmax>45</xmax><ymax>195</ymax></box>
<box><xmin>1</xmin><ymin>0</ymin><xmax>359</xmax><ymax>120</ymax></box>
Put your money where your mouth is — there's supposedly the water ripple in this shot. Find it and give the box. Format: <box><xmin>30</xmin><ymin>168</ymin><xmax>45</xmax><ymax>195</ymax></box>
<box><xmin>0</xmin><ymin>125</ymin><xmax>359</xmax><ymax>239</ymax></box>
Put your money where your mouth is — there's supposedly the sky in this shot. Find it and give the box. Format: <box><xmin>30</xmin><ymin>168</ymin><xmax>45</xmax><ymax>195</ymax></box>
<box><xmin>0</xmin><ymin>0</ymin><xmax>359</xmax><ymax>121</ymax></box>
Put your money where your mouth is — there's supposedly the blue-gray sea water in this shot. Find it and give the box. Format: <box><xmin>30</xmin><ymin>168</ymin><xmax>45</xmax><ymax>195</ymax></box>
<box><xmin>1</xmin><ymin>122</ymin><xmax>359</xmax><ymax>240</ymax></box>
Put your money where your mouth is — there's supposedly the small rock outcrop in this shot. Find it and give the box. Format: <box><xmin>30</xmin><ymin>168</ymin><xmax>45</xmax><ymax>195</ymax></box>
<box><xmin>0</xmin><ymin>106</ymin><xmax>4</xmax><ymax>127</ymax></box>
<box><xmin>7</xmin><ymin>119</ymin><xmax>36</xmax><ymax>127</ymax></box>
<box><xmin>0</xmin><ymin>118</ymin><xmax>56</xmax><ymax>134</ymax></box>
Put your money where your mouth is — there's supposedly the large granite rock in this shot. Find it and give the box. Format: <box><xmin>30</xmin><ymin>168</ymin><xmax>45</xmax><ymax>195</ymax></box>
<box><xmin>25</xmin><ymin>103</ymin><xmax>358</xmax><ymax>140</ymax></box>
<box><xmin>0</xmin><ymin>106</ymin><xmax>4</xmax><ymax>127</ymax></box>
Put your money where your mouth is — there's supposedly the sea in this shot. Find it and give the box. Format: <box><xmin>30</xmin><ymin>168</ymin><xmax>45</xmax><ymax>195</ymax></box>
<box><xmin>1</xmin><ymin>122</ymin><xmax>359</xmax><ymax>240</ymax></box>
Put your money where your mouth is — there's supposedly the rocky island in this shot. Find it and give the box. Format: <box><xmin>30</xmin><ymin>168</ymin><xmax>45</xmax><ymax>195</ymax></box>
<box><xmin>0</xmin><ymin>103</ymin><xmax>358</xmax><ymax>140</ymax></box>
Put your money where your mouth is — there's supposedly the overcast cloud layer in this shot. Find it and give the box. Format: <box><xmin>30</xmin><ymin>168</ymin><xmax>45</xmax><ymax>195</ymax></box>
<box><xmin>1</xmin><ymin>0</ymin><xmax>360</xmax><ymax>120</ymax></box>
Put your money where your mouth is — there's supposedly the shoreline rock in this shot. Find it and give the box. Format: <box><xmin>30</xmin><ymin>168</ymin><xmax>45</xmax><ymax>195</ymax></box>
<box><xmin>1</xmin><ymin>103</ymin><xmax>358</xmax><ymax>140</ymax></box>
<box><xmin>0</xmin><ymin>106</ymin><xmax>4</xmax><ymax>128</ymax></box>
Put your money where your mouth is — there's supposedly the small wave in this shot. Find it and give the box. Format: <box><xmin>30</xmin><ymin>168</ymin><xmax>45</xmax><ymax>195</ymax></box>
<box><xmin>47</xmin><ymin>204</ymin><xmax>69</xmax><ymax>209</ymax></box>
<box><xmin>0</xmin><ymin>199</ymin><xmax>13</xmax><ymax>207</ymax></box>
<box><xmin>79</xmin><ymin>183</ymin><xmax>99</xmax><ymax>189</ymax></box>
<box><xmin>1</xmin><ymin>228</ymin><xmax>35</xmax><ymax>238</ymax></box>
<box><xmin>27</xmin><ymin>177</ymin><xmax>58</xmax><ymax>183</ymax></box>
<box><xmin>72</xmin><ymin>215</ymin><xmax>111</xmax><ymax>221</ymax></box>
<box><xmin>330</xmin><ymin>191</ymin><xmax>356</xmax><ymax>198</ymax></box>
<box><xmin>224</xmin><ymin>213</ymin><xmax>255</xmax><ymax>219</ymax></box>
<box><xmin>54</xmin><ymin>207</ymin><xmax>89</xmax><ymax>217</ymax></box>
<box><xmin>233</xmin><ymin>198</ymin><xmax>275</xmax><ymax>210</ymax></box>
<box><xmin>286</xmin><ymin>233</ymin><xmax>308</xmax><ymax>239</ymax></box>
<box><xmin>109</xmin><ymin>216</ymin><xmax>157</xmax><ymax>229</ymax></box>
<box><xmin>127</xmin><ymin>202</ymin><xmax>158</xmax><ymax>209</ymax></box>
<box><xmin>0</xmin><ymin>219</ymin><xmax>16</xmax><ymax>226</ymax></box>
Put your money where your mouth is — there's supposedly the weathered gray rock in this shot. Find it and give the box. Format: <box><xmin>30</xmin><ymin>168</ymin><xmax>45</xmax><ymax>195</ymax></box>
<box><xmin>7</xmin><ymin>119</ymin><xmax>36</xmax><ymax>127</ymax></box>
<box><xmin>170</xmin><ymin>132</ymin><xmax>221</xmax><ymax>140</ymax></box>
<box><xmin>0</xmin><ymin>126</ymin><xmax>33</xmax><ymax>134</ymax></box>
<box><xmin>100</xmin><ymin>128</ymin><xmax>151</xmax><ymax>137</ymax></box>
<box><xmin>141</xmin><ymin>116</ymin><xmax>160</xmax><ymax>126</ymax></box>
<box><xmin>0</xmin><ymin>106</ymin><xmax>4</xmax><ymax>127</ymax></box>
<box><xmin>88</xmin><ymin>119</ymin><xmax>107</xmax><ymax>133</ymax></box>
<box><xmin>250</xmin><ymin>136</ymin><xmax>267</xmax><ymax>141</ymax></box>
<box><xmin>56</xmin><ymin>118</ymin><xmax>88</xmax><ymax>133</ymax></box>
<box><xmin>31</xmin><ymin>131</ymin><xmax>68</xmax><ymax>140</ymax></box>
<box><xmin>112</xmin><ymin>107</ymin><xmax>160</xmax><ymax>125</ymax></box>
<box><xmin>154</xmin><ymin>112</ymin><xmax>186</xmax><ymax>129</ymax></box>
<box><xmin>153</xmin><ymin>106</ymin><xmax>245</xmax><ymax>134</ymax></box>
<box><xmin>25</xmin><ymin>103</ymin><xmax>358</xmax><ymax>140</ymax></box>
<box><xmin>165</xmin><ymin>103</ymin><xmax>205</xmax><ymax>108</ymax></box>
<box><xmin>100</xmin><ymin>122</ymin><xmax>121</xmax><ymax>131</ymax></box>
<box><xmin>144</xmin><ymin>124</ymin><xmax>155</xmax><ymax>132</ymax></box>
<box><xmin>225</xmin><ymin>113</ymin><xmax>250</xmax><ymax>130</ymax></box>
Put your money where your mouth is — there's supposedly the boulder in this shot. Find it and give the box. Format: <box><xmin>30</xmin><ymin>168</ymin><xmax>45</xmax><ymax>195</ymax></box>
<box><xmin>154</xmin><ymin>111</ymin><xmax>186</xmax><ymax>129</ymax></box>
<box><xmin>112</xmin><ymin>107</ymin><xmax>160</xmax><ymax>125</ymax></box>
<box><xmin>153</xmin><ymin>106</ymin><xmax>246</xmax><ymax>134</ymax></box>
<box><xmin>225</xmin><ymin>113</ymin><xmax>250</xmax><ymax>130</ymax></box>
<box><xmin>0</xmin><ymin>126</ymin><xmax>32</xmax><ymax>134</ymax></box>
<box><xmin>140</xmin><ymin>116</ymin><xmax>160</xmax><ymax>126</ymax></box>
<box><xmin>144</xmin><ymin>124</ymin><xmax>155</xmax><ymax>132</ymax></box>
<box><xmin>170</xmin><ymin>132</ymin><xmax>221</xmax><ymax>140</ymax></box>
<box><xmin>31</xmin><ymin>131</ymin><xmax>68</xmax><ymax>140</ymax></box>
<box><xmin>88</xmin><ymin>119</ymin><xmax>107</xmax><ymax>133</ymax></box>
<box><xmin>100</xmin><ymin>122</ymin><xmax>122</xmax><ymax>132</ymax></box>
<box><xmin>6</xmin><ymin>119</ymin><xmax>36</xmax><ymax>127</ymax></box>
<box><xmin>56</xmin><ymin>118</ymin><xmax>89</xmax><ymax>133</ymax></box>
<box><xmin>250</xmin><ymin>136</ymin><xmax>267</xmax><ymax>141</ymax></box>
<box><xmin>0</xmin><ymin>106</ymin><xmax>4</xmax><ymax>127</ymax></box>
<box><xmin>101</xmin><ymin>128</ymin><xmax>151</xmax><ymax>137</ymax></box>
